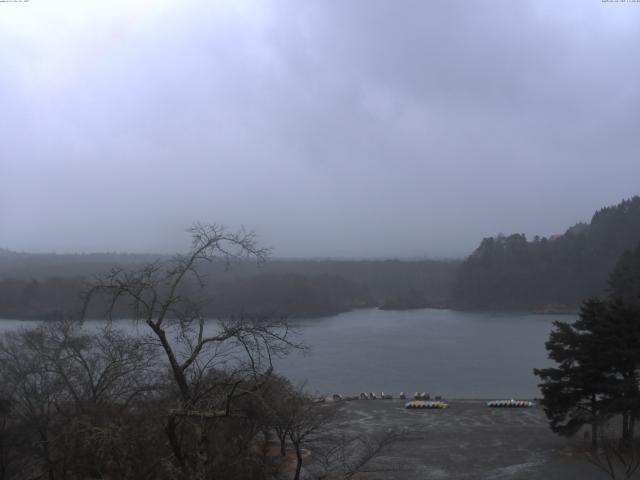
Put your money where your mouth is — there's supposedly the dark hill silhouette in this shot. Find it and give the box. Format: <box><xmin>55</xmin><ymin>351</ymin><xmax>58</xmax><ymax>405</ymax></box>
<box><xmin>452</xmin><ymin>196</ymin><xmax>640</xmax><ymax>311</ymax></box>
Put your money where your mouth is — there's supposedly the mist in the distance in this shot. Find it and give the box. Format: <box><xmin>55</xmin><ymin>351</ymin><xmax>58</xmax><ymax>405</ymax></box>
<box><xmin>1</xmin><ymin>0</ymin><xmax>639</xmax><ymax>257</ymax></box>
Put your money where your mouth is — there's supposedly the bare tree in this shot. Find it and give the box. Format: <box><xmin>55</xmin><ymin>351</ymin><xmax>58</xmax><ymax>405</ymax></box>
<box><xmin>286</xmin><ymin>396</ymin><xmax>339</xmax><ymax>480</ymax></box>
<box><xmin>261</xmin><ymin>376</ymin><xmax>298</xmax><ymax>457</ymax></box>
<box><xmin>260</xmin><ymin>379</ymin><xmax>405</xmax><ymax>480</ymax></box>
<box><xmin>0</xmin><ymin>320</ymin><xmax>160</xmax><ymax>480</ymax></box>
<box><xmin>586</xmin><ymin>427</ymin><xmax>640</xmax><ymax>479</ymax></box>
<box><xmin>310</xmin><ymin>429</ymin><xmax>407</xmax><ymax>480</ymax></box>
<box><xmin>0</xmin><ymin>393</ymin><xmax>22</xmax><ymax>480</ymax></box>
<box><xmin>82</xmin><ymin>223</ymin><xmax>300</xmax><ymax>480</ymax></box>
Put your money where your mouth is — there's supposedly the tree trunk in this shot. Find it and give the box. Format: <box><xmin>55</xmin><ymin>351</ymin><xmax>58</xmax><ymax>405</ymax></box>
<box><xmin>165</xmin><ymin>414</ymin><xmax>187</xmax><ymax>478</ymax></box>
<box><xmin>194</xmin><ymin>423</ymin><xmax>209</xmax><ymax>480</ymax></box>
<box><xmin>147</xmin><ymin>320</ymin><xmax>190</xmax><ymax>399</ymax></box>
<box><xmin>622</xmin><ymin>412</ymin><xmax>631</xmax><ymax>446</ymax></box>
<box><xmin>293</xmin><ymin>446</ymin><xmax>303</xmax><ymax>480</ymax></box>
<box><xmin>261</xmin><ymin>428</ymin><xmax>271</xmax><ymax>456</ymax></box>
<box><xmin>280</xmin><ymin>436</ymin><xmax>287</xmax><ymax>457</ymax></box>
<box><xmin>591</xmin><ymin>394</ymin><xmax>598</xmax><ymax>448</ymax></box>
<box><xmin>39</xmin><ymin>429</ymin><xmax>55</xmax><ymax>480</ymax></box>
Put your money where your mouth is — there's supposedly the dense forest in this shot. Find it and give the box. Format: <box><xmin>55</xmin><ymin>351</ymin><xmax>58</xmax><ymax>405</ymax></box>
<box><xmin>0</xmin><ymin>250</ymin><xmax>459</xmax><ymax>320</ymax></box>
<box><xmin>452</xmin><ymin>196</ymin><xmax>640</xmax><ymax>311</ymax></box>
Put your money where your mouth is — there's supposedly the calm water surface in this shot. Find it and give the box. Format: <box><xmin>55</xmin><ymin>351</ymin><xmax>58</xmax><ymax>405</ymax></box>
<box><xmin>275</xmin><ymin>308</ymin><xmax>570</xmax><ymax>398</ymax></box>
<box><xmin>0</xmin><ymin>308</ymin><xmax>572</xmax><ymax>399</ymax></box>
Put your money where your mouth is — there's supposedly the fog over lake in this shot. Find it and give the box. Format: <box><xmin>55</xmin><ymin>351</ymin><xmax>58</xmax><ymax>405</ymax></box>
<box><xmin>0</xmin><ymin>308</ymin><xmax>567</xmax><ymax>399</ymax></box>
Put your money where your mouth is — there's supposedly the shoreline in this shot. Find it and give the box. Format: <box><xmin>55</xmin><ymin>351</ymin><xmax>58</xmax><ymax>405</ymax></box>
<box><xmin>0</xmin><ymin>305</ymin><xmax>579</xmax><ymax>323</ymax></box>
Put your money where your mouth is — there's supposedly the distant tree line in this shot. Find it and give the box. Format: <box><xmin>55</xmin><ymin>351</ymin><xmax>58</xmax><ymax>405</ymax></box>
<box><xmin>0</xmin><ymin>274</ymin><xmax>372</xmax><ymax>321</ymax></box>
<box><xmin>0</xmin><ymin>249</ymin><xmax>460</xmax><ymax>320</ymax></box>
<box><xmin>453</xmin><ymin>197</ymin><xmax>640</xmax><ymax>311</ymax></box>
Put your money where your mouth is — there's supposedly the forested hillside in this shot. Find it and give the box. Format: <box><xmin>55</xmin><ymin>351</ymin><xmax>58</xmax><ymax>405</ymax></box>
<box><xmin>452</xmin><ymin>196</ymin><xmax>640</xmax><ymax>311</ymax></box>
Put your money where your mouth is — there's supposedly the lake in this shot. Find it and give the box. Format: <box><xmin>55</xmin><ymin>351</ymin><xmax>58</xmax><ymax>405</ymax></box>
<box><xmin>0</xmin><ymin>308</ymin><xmax>570</xmax><ymax>399</ymax></box>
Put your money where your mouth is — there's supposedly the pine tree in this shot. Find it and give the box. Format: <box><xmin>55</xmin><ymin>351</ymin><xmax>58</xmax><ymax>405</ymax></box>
<box><xmin>534</xmin><ymin>299</ymin><xmax>613</xmax><ymax>446</ymax></box>
<box><xmin>535</xmin><ymin>242</ymin><xmax>640</xmax><ymax>445</ymax></box>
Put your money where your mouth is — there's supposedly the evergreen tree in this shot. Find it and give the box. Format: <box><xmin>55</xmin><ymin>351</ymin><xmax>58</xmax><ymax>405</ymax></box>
<box><xmin>609</xmin><ymin>243</ymin><xmax>640</xmax><ymax>307</ymax></box>
<box><xmin>535</xmin><ymin>242</ymin><xmax>640</xmax><ymax>445</ymax></box>
<box><xmin>597</xmin><ymin>299</ymin><xmax>640</xmax><ymax>444</ymax></box>
<box><xmin>534</xmin><ymin>300</ymin><xmax>613</xmax><ymax>446</ymax></box>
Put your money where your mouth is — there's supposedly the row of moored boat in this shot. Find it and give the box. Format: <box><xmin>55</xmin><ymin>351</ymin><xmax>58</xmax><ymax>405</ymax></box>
<box><xmin>404</xmin><ymin>399</ymin><xmax>535</xmax><ymax>410</ymax></box>
<box><xmin>486</xmin><ymin>399</ymin><xmax>534</xmax><ymax>408</ymax></box>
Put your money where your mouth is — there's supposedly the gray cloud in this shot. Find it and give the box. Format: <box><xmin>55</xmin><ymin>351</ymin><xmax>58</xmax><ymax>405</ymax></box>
<box><xmin>1</xmin><ymin>0</ymin><xmax>640</xmax><ymax>257</ymax></box>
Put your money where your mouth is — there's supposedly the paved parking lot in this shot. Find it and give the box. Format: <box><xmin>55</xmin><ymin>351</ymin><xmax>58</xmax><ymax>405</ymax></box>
<box><xmin>326</xmin><ymin>399</ymin><xmax>607</xmax><ymax>479</ymax></box>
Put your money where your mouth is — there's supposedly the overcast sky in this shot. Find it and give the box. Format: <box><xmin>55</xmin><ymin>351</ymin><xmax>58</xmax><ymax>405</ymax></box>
<box><xmin>1</xmin><ymin>0</ymin><xmax>639</xmax><ymax>258</ymax></box>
